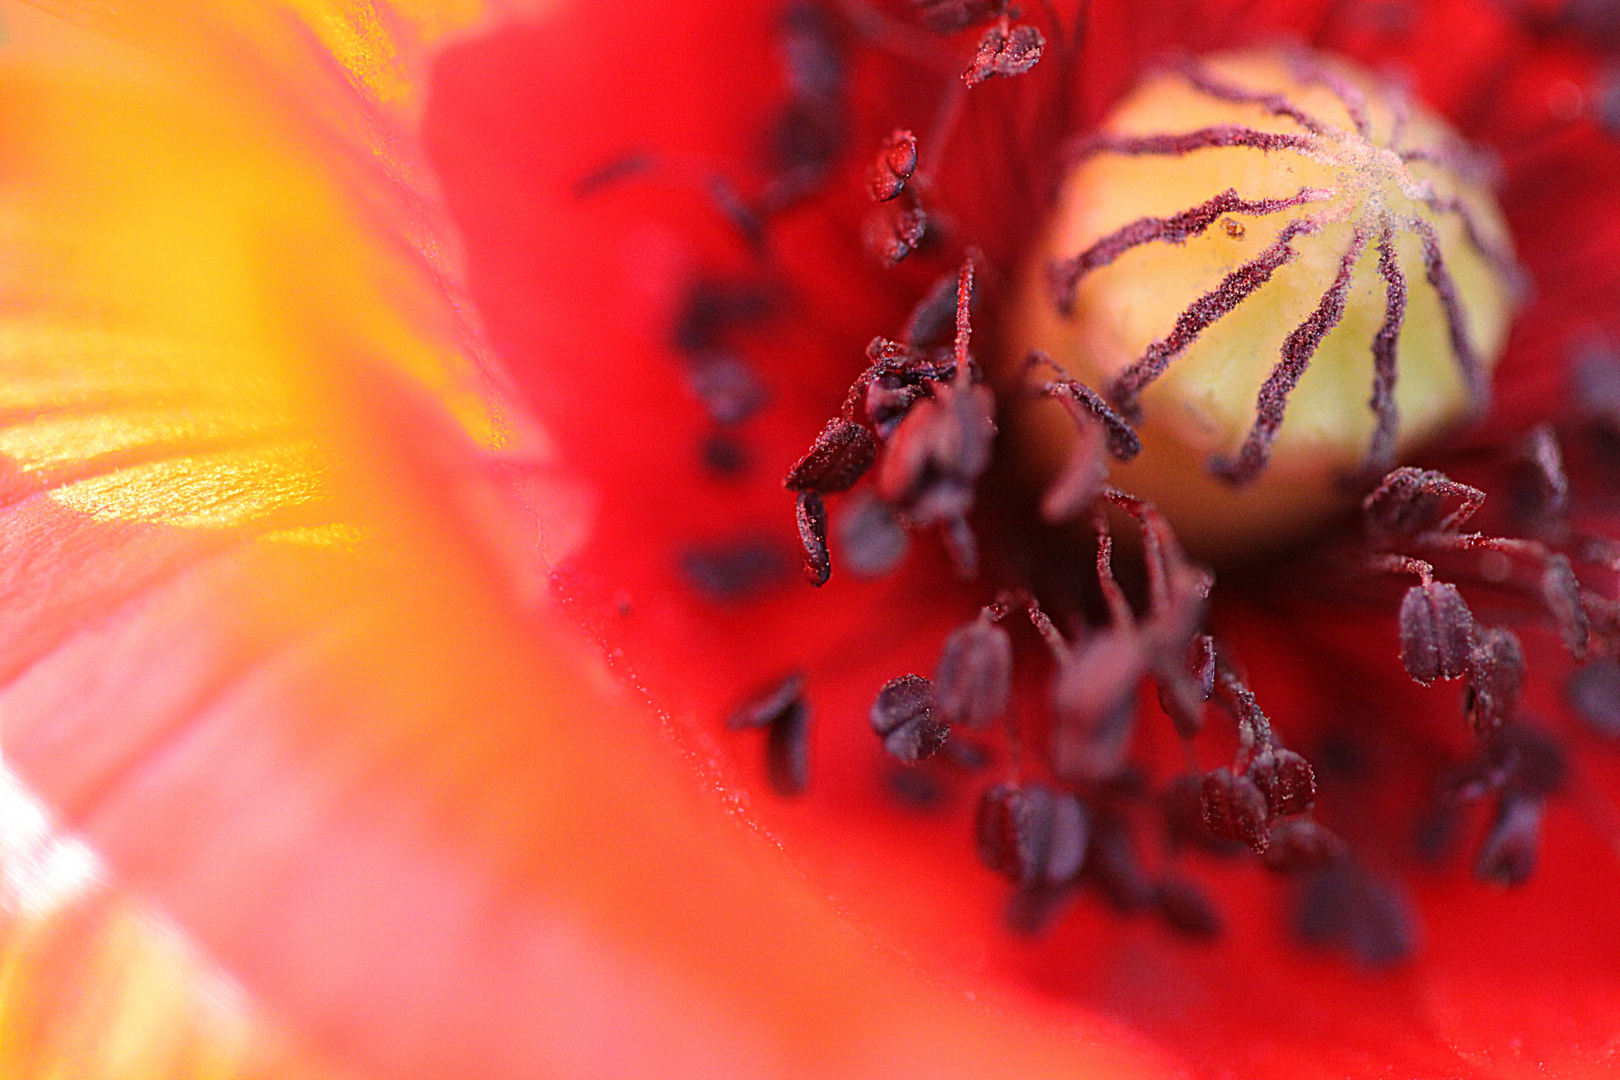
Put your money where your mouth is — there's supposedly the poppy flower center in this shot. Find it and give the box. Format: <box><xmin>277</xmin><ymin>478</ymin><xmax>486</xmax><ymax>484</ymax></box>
<box><xmin>1007</xmin><ymin>50</ymin><xmax>1519</xmax><ymax>561</ymax></box>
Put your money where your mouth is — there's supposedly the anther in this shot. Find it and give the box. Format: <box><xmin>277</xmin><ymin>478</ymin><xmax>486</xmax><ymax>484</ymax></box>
<box><xmin>871</xmin><ymin>674</ymin><xmax>949</xmax><ymax>761</ymax></box>
<box><xmin>1398</xmin><ymin>579</ymin><xmax>1475</xmax><ymax>684</ymax></box>
<box><xmin>975</xmin><ymin>783</ymin><xmax>1089</xmax><ymax>889</ymax></box>
<box><xmin>785</xmin><ymin>418</ymin><xmax>878</xmax><ymax>493</ymax></box>
<box><xmin>934</xmin><ymin>610</ymin><xmax>1013</xmax><ymax>729</ymax></box>
<box><xmin>1200</xmin><ymin>767</ymin><xmax>1271</xmax><ymax>852</ymax></box>
<box><xmin>867</xmin><ymin>129</ymin><xmax>919</xmax><ymax>201</ymax></box>
<box><xmin>963</xmin><ymin>23</ymin><xmax>1044</xmax><ymax>87</ymax></box>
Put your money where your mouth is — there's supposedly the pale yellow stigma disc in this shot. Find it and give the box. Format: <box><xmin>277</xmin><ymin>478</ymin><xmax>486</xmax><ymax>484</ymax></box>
<box><xmin>1007</xmin><ymin>50</ymin><xmax>1516</xmax><ymax>561</ymax></box>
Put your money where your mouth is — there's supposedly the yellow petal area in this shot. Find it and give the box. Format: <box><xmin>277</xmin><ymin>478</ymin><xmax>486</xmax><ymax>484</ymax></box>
<box><xmin>0</xmin><ymin>5</ymin><xmax>1179</xmax><ymax>1080</ymax></box>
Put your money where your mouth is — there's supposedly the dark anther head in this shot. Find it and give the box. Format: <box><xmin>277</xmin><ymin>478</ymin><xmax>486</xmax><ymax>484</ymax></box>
<box><xmin>1084</xmin><ymin>810</ymin><xmax>1156</xmax><ymax>912</ymax></box>
<box><xmin>864</xmin><ymin>371</ymin><xmax>928</xmax><ymax>440</ymax></box>
<box><xmin>1567</xmin><ymin>657</ymin><xmax>1620</xmax><ymax>739</ymax></box>
<box><xmin>975</xmin><ymin>783</ymin><xmax>1089</xmax><ymax>889</ymax></box>
<box><xmin>1539</xmin><ymin>553</ymin><xmax>1591</xmax><ymax>659</ymax></box>
<box><xmin>795</xmin><ymin>491</ymin><xmax>831</xmax><ymax>587</ymax></box>
<box><xmin>785</xmin><ymin>418</ymin><xmax>877</xmax><ymax>493</ymax></box>
<box><xmin>1517</xmin><ymin>423</ymin><xmax>1569</xmax><ymax>519</ymax></box>
<box><xmin>1200</xmin><ymin>767</ymin><xmax>1271</xmax><ymax>852</ymax></box>
<box><xmin>871</xmin><ymin>674</ymin><xmax>949</xmax><ymax>761</ymax></box>
<box><xmin>1464</xmin><ymin>626</ymin><xmax>1524</xmax><ymax>733</ymax></box>
<box><xmin>766</xmin><ymin>697</ymin><xmax>813</xmax><ymax>797</ymax></box>
<box><xmin>728</xmin><ymin>672</ymin><xmax>806</xmax><ymax>730</ymax></box>
<box><xmin>904</xmin><ymin>272</ymin><xmax>977</xmax><ymax>350</ymax></box>
<box><xmin>1362</xmin><ymin>466</ymin><xmax>1483</xmax><ymax>536</ymax></box>
<box><xmin>934</xmin><ymin>615</ymin><xmax>1013</xmax><ymax>729</ymax></box>
<box><xmin>913</xmin><ymin>0</ymin><xmax>1004</xmax><ymax>34</ymax></box>
<box><xmin>878</xmin><ymin>381</ymin><xmax>997</xmax><ymax>525</ymax></box>
<box><xmin>863</xmin><ymin>191</ymin><xmax>928</xmax><ymax>266</ymax></box>
<box><xmin>1246</xmin><ymin>747</ymin><xmax>1317</xmax><ymax>817</ymax></box>
<box><xmin>1155</xmin><ymin>633</ymin><xmax>1215</xmax><ymax>738</ymax></box>
<box><xmin>1049</xmin><ymin>632</ymin><xmax>1148</xmax><ymax>782</ymax></box>
<box><xmin>1260</xmin><ymin>817</ymin><xmax>1346</xmax><ymax>872</ymax></box>
<box><xmin>1296</xmin><ymin>860</ymin><xmax>1419</xmax><ymax>969</ymax></box>
<box><xmin>1492</xmin><ymin>724</ymin><xmax>1569</xmax><ymax>799</ymax></box>
<box><xmin>963</xmin><ymin>23</ymin><xmax>1045</xmax><ymax>86</ymax></box>
<box><xmin>867</xmin><ymin>129</ymin><xmax>919</xmax><ymax>202</ymax></box>
<box><xmin>687</xmin><ymin>354</ymin><xmax>768</xmax><ymax>425</ymax></box>
<box><xmin>1163</xmin><ymin>774</ymin><xmax>1241</xmax><ymax>853</ymax></box>
<box><xmin>1398</xmin><ymin>580</ymin><xmax>1475</xmax><ymax>684</ymax></box>
<box><xmin>835</xmin><ymin>492</ymin><xmax>911</xmax><ymax>578</ymax></box>
<box><xmin>727</xmin><ymin>674</ymin><xmax>812</xmax><ymax>798</ymax></box>
<box><xmin>1474</xmin><ymin>794</ymin><xmax>1544</xmax><ymax>887</ymax></box>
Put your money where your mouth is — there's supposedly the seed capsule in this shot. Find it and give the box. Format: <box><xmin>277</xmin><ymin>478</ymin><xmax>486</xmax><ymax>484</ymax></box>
<box><xmin>1007</xmin><ymin>51</ymin><xmax>1517</xmax><ymax>559</ymax></box>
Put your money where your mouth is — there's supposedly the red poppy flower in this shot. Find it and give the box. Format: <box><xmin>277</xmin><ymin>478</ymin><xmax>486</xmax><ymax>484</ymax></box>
<box><xmin>2</xmin><ymin>0</ymin><xmax>1619</xmax><ymax>1078</ymax></box>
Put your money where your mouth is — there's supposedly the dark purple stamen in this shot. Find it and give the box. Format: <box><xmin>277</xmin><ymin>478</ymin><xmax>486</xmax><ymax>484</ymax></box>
<box><xmin>785</xmin><ymin>418</ymin><xmax>877</xmax><ymax>493</ymax></box>
<box><xmin>796</xmin><ymin>490</ymin><xmax>831</xmax><ymax>586</ymax></box>
<box><xmin>1567</xmin><ymin>659</ymin><xmax>1620</xmax><ymax>739</ymax></box>
<box><xmin>1398</xmin><ymin>579</ymin><xmax>1475</xmax><ymax>684</ymax></box>
<box><xmin>1519</xmin><ymin>423</ymin><xmax>1570</xmax><ymax>519</ymax></box>
<box><xmin>1246</xmin><ymin>747</ymin><xmax>1318</xmax><ymax>817</ymax></box>
<box><xmin>864</xmin><ymin>189</ymin><xmax>929</xmax><ymax>265</ymax></box>
<box><xmin>1200</xmin><ymin>767</ymin><xmax>1271</xmax><ymax>852</ymax></box>
<box><xmin>867</xmin><ymin>128</ymin><xmax>919</xmax><ymax>201</ymax></box>
<box><xmin>835</xmin><ymin>493</ymin><xmax>911</xmax><ymax>578</ymax></box>
<box><xmin>912</xmin><ymin>0</ymin><xmax>1004</xmax><ymax>35</ymax></box>
<box><xmin>728</xmin><ymin>672</ymin><xmax>806</xmax><ymax>731</ymax></box>
<box><xmin>728</xmin><ymin>674</ymin><xmax>812</xmax><ymax>798</ymax></box>
<box><xmin>1362</xmin><ymin>466</ymin><xmax>1484</xmax><ymax>537</ymax></box>
<box><xmin>1296</xmin><ymin>860</ymin><xmax>1419</xmax><ymax>968</ymax></box>
<box><xmin>934</xmin><ymin>612</ymin><xmax>1013</xmax><ymax>729</ymax></box>
<box><xmin>975</xmin><ymin>783</ymin><xmax>1089</xmax><ymax>889</ymax></box>
<box><xmin>1262</xmin><ymin>817</ymin><xmax>1346</xmax><ymax>871</ymax></box>
<box><xmin>1475</xmin><ymin>794</ymin><xmax>1544</xmax><ymax>887</ymax></box>
<box><xmin>1465</xmin><ymin>626</ymin><xmax>1525</xmax><ymax>734</ymax></box>
<box><xmin>766</xmin><ymin>698</ymin><xmax>813</xmax><ymax>796</ymax></box>
<box><xmin>963</xmin><ymin>22</ymin><xmax>1045</xmax><ymax>86</ymax></box>
<box><xmin>1539</xmin><ymin>554</ymin><xmax>1591</xmax><ymax>660</ymax></box>
<box><xmin>871</xmin><ymin>674</ymin><xmax>949</xmax><ymax>761</ymax></box>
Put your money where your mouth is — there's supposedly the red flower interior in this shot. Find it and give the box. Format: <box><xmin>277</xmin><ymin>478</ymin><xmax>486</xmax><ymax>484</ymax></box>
<box><xmin>419</xmin><ymin>0</ymin><xmax>1620</xmax><ymax>1075</ymax></box>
